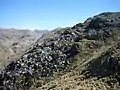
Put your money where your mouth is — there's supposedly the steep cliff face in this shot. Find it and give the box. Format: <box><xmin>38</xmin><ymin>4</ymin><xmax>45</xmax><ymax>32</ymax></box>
<box><xmin>0</xmin><ymin>12</ymin><xmax>120</xmax><ymax>90</ymax></box>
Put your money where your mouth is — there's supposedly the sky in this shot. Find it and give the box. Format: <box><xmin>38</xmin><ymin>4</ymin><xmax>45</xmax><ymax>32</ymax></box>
<box><xmin>0</xmin><ymin>0</ymin><xmax>120</xmax><ymax>30</ymax></box>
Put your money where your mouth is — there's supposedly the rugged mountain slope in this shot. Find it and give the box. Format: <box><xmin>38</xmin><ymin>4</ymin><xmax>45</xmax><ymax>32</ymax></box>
<box><xmin>0</xmin><ymin>29</ymin><xmax>48</xmax><ymax>68</ymax></box>
<box><xmin>38</xmin><ymin>41</ymin><xmax>120</xmax><ymax>90</ymax></box>
<box><xmin>0</xmin><ymin>12</ymin><xmax>120</xmax><ymax>90</ymax></box>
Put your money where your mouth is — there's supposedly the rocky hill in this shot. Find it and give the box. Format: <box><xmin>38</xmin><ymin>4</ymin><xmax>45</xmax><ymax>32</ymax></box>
<box><xmin>0</xmin><ymin>12</ymin><xmax>120</xmax><ymax>90</ymax></box>
<box><xmin>0</xmin><ymin>29</ymin><xmax>48</xmax><ymax>68</ymax></box>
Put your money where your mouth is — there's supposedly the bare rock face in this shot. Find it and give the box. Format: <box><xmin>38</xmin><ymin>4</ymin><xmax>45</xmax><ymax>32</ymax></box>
<box><xmin>83</xmin><ymin>12</ymin><xmax>120</xmax><ymax>40</ymax></box>
<box><xmin>0</xmin><ymin>12</ymin><xmax>120</xmax><ymax>90</ymax></box>
<box><xmin>84</xmin><ymin>12</ymin><xmax>120</xmax><ymax>29</ymax></box>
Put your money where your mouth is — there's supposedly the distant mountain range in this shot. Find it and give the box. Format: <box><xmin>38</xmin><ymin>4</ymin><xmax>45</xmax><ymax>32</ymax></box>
<box><xmin>0</xmin><ymin>29</ymin><xmax>48</xmax><ymax>68</ymax></box>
